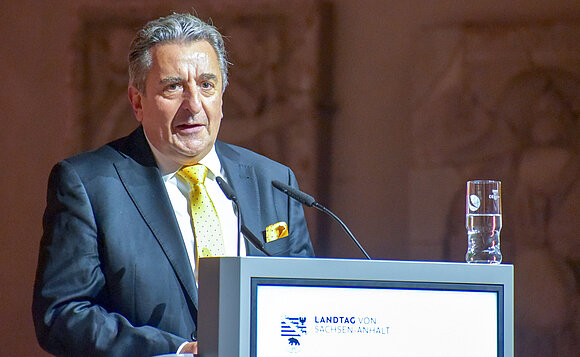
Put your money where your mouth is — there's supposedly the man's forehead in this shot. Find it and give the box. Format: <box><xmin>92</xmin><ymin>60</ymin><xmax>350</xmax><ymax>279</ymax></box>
<box><xmin>151</xmin><ymin>40</ymin><xmax>217</xmax><ymax>59</ymax></box>
<box><xmin>150</xmin><ymin>41</ymin><xmax>219</xmax><ymax>72</ymax></box>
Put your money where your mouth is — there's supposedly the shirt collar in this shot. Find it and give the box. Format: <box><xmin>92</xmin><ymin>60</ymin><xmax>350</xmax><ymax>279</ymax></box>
<box><xmin>197</xmin><ymin>146</ymin><xmax>222</xmax><ymax>181</ymax></box>
<box><xmin>144</xmin><ymin>134</ymin><xmax>222</xmax><ymax>182</ymax></box>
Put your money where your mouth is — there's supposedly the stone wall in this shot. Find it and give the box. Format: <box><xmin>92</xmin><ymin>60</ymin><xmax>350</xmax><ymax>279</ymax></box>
<box><xmin>411</xmin><ymin>22</ymin><xmax>580</xmax><ymax>356</ymax></box>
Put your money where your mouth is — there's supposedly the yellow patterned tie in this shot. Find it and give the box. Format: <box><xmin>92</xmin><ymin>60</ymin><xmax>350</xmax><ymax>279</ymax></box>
<box><xmin>177</xmin><ymin>164</ymin><xmax>225</xmax><ymax>267</ymax></box>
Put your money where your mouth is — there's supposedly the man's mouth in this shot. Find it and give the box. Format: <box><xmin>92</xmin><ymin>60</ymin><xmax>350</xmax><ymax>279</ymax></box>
<box><xmin>175</xmin><ymin>123</ymin><xmax>205</xmax><ymax>132</ymax></box>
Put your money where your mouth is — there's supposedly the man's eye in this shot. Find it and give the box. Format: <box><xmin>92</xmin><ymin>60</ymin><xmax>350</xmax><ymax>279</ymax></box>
<box><xmin>201</xmin><ymin>81</ymin><xmax>214</xmax><ymax>90</ymax></box>
<box><xmin>166</xmin><ymin>83</ymin><xmax>181</xmax><ymax>91</ymax></box>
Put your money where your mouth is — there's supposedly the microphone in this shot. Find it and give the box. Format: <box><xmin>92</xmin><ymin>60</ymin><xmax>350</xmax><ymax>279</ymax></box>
<box><xmin>271</xmin><ymin>180</ymin><xmax>371</xmax><ymax>260</ymax></box>
<box><xmin>216</xmin><ymin>176</ymin><xmax>271</xmax><ymax>256</ymax></box>
<box><xmin>216</xmin><ymin>176</ymin><xmax>238</xmax><ymax>203</ymax></box>
<box><xmin>241</xmin><ymin>224</ymin><xmax>271</xmax><ymax>256</ymax></box>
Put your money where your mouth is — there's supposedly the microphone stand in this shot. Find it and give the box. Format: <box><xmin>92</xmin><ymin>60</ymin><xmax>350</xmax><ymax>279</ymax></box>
<box><xmin>272</xmin><ymin>180</ymin><xmax>371</xmax><ymax>260</ymax></box>
<box><xmin>216</xmin><ymin>177</ymin><xmax>271</xmax><ymax>256</ymax></box>
<box><xmin>234</xmin><ymin>201</ymin><xmax>241</xmax><ymax>257</ymax></box>
<box><xmin>312</xmin><ymin>202</ymin><xmax>371</xmax><ymax>260</ymax></box>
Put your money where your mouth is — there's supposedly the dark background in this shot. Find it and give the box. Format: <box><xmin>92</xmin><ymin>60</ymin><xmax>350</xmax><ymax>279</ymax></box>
<box><xmin>1</xmin><ymin>1</ymin><xmax>579</xmax><ymax>355</ymax></box>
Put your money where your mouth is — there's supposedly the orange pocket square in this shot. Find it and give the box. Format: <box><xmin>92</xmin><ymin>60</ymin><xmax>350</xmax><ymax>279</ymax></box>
<box><xmin>265</xmin><ymin>222</ymin><xmax>289</xmax><ymax>243</ymax></box>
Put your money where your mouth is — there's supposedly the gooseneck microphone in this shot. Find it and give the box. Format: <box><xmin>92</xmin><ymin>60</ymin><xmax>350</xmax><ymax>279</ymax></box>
<box><xmin>271</xmin><ymin>180</ymin><xmax>371</xmax><ymax>260</ymax></box>
<box><xmin>216</xmin><ymin>176</ymin><xmax>242</xmax><ymax>256</ymax></box>
<box><xmin>240</xmin><ymin>225</ymin><xmax>271</xmax><ymax>256</ymax></box>
<box><xmin>216</xmin><ymin>176</ymin><xmax>271</xmax><ymax>256</ymax></box>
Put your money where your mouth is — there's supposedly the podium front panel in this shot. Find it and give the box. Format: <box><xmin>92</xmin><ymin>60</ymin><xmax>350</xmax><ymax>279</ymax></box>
<box><xmin>198</xmin><ymin>257</ymin><xmax>513</xmax><ymax>357</ymax></box>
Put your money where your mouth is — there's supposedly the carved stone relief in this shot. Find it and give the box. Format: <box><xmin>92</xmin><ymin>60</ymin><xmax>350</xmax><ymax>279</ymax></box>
<box><xmin>71</xmin><ymin>0</ymin><xmax>325</xmax><ymax>241</ymax></box>
<box><xmin>411</xmin><ymin>22</ymin><xmax>580</xmax><ymax>356</ymax></box>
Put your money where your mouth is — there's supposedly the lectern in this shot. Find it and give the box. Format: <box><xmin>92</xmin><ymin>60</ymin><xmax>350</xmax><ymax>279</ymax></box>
<box><xmin>198</xmin><ymin>257</ymin><xmax>513</xmax><ymax>357</ymax></box>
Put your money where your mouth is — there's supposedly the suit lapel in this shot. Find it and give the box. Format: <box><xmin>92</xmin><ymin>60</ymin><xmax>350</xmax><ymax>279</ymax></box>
<box><xmin>111</xmin><ymin>128</ymin><xmax>198</xmax><ymax>307</ymax></box>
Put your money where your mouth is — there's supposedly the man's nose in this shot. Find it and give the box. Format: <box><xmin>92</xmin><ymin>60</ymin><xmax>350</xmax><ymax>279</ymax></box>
<box><xmin>182</xmin><ymin>86</ymin><xmax>202</xmax><ymax>113</ymax></box>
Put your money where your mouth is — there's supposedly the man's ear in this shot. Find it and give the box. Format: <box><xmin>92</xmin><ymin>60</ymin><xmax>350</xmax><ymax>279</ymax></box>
<box><xmin>128</xmin><ymin>86</ymin><xmax>144</xmax><ymax>123</ymax></box>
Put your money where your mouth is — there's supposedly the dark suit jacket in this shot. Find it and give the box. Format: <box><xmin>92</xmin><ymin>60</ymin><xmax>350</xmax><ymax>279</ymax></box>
<box><xmin>33</xmin><ymin>127</ymin><xmax>314</xmax><ymax>356</ymax></box>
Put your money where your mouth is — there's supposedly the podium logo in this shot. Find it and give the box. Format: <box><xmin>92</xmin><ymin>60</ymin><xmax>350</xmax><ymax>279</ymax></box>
<box><xmin>281</xmin><ymin>316</ymin><xmax>307</xmax><ymax>353</ymax></box>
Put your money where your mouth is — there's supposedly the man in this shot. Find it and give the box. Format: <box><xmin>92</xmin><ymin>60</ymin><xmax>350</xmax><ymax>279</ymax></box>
<box><xmin>33</xmin><ymin>13</ymin><xmax>314</xmax><ymax>356</ymax></box>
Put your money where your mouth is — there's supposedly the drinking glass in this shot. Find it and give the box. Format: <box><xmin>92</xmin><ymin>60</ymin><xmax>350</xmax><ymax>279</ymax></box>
<box><xmin>465</xmin><ymin>180</ymin><xmax>502</xmax><ymax>264</ymax></box>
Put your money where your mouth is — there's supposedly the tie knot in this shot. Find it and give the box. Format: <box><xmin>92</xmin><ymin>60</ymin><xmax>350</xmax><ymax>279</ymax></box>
<box><xmin>178</xmin><ymin>164</ymin><xmax>208</xmax><ymax>186</ymax></box>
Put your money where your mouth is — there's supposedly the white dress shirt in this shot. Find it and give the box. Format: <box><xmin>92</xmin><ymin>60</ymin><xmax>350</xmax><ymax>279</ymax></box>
<box><xmin>147</xmin><ymin>139</ymin><xmax>246</xmax><ymax>281</ymax></box>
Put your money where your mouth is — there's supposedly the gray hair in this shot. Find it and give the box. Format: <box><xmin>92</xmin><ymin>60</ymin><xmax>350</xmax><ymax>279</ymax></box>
<box><xmin>129</xmin><ymin>13</ymin><xmax>228</xmax><ymax>93</ymax></box>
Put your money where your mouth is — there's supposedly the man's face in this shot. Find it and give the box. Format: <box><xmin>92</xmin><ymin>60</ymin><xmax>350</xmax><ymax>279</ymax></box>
<box><xmin>129</xmin><ymin>40</ymin><xmax>223</xmax><ymax>166</ymax></box>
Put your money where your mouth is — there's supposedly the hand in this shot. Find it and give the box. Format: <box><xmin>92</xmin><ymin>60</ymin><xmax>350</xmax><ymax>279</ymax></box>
<box><xmin>180</xmin><ymin>341</ymin><xmax>198</xmax><ymax>354</ymax></box>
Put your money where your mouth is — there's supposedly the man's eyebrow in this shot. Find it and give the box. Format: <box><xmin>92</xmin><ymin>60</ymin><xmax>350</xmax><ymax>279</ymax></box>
<box><xmin>160</xmin><ymin>76</ymin><xmax>184</xmax><ymax>85</ymax></box>
<box><xmin>199</xmin><ymin>73</ymin><xmax>218</xmax><ymax>81</ymax></box>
